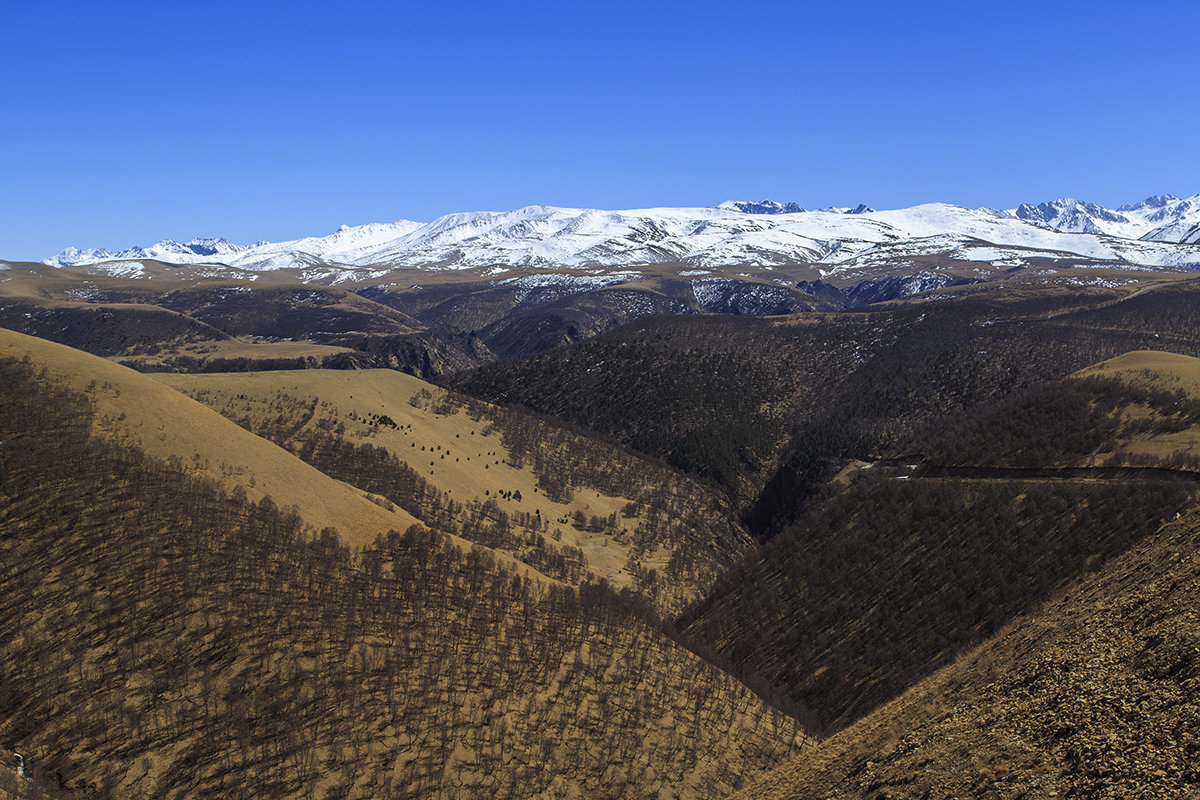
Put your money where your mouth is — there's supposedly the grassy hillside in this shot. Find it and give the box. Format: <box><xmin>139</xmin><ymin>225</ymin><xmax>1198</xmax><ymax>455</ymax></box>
<box><xmin>9</xmin><ymin>260</ymin><xmax>1200</xmax><ymax>798</ymax></box>
<box><xmin>919</xmin><ymin>351</ymin><xmax>1200</xmax><ymax>472</ymax></box>
<box><xmin>1073</xmin><ymin>350</ymin><xmax>1200</xmax><ymax>467</ymax></box>
<box><xmin>156</xmin><ymin>368</ymin><xmax>752</xmax><ymax>614</ymax></box>
<box><xmin>0</xmin><ymin>329</ymin><xmax>420</xmax><ymax>545</ymax></box>
<box><xmin>0</xmin><ymin>348</ymin><xmax>811</xmax><ymax>800</ymax></box>
<box><xmin>731</xmin><ymin>499</ymin><xmax>1200</xmax><ymax>799</ymax></box>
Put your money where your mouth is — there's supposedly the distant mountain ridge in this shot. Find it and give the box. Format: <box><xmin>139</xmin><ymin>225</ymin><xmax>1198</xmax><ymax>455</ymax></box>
<box><xmin>44</xmin><ymin>194</ymin><xmax>1200</xmax><ymax>275</ymax></box>
<box><xmin>1013</xmin><ymin>194</ymin><xmax>1200</xmax><ymax>240</ymax></box>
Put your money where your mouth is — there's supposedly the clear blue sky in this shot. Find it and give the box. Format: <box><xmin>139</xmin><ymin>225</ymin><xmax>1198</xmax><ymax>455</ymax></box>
<box><xmin>2</xmin><ymin>0</ymin><xmax>1198</xmax><ymax>261</ymax></box>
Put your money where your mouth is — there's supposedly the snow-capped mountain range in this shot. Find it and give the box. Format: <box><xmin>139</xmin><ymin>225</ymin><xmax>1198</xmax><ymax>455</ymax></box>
<box><xmin>45</xmin><ymin>195</ymin><xmax>1200</xmax><ymax>276</ymax></box>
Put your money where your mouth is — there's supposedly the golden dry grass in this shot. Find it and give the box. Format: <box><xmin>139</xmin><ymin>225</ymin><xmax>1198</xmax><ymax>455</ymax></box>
<box><xmin>1074</xmin><ymin>350</ymin><xmax>1200</xmax><ymax>464</ymax></box>
<box><xmin>154</xmin><ymin>369</ymin><xmax>675</xmax><ymax>591</ymax></box>
<box><xmin>115</xmin><ymin>337</ymin><xmax>355</xmax><ymax>368</ymax></box>
<box><xmin>1075</xmin><ymin>349</ymin><xmax>1200</xmax><ymax>393</ymax></box>
<box><xmin>0</xmin><ymin>329</ymin><xmax>417</xmax><ymax>548</ymax></box>
<box><xmin>0</xmin><ymin>349</ymin><xmax>810</xmax><ymax>800</ymax></box>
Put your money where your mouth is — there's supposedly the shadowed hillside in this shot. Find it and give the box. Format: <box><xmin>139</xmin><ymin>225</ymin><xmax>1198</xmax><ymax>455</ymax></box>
<box><xmin>453</xmin><ymin>273</ymin><xmax>1200</xmax><ymax>526</ymax></box>
<box><xmin>0</xmin><ymin>265</ymin><xmax>494</xmax><ymax>377</ymax></box>
<box><xmin>731</xmin><ymin>499</ymin><xmax>1200</xmax><ymax>799</ymax></box>
<box><xmin>0</xmin><ymin>296</ymin><xmax>233</xmax><ymax>357</ymax></box>
<box><xmin>680</xmin><ymin>360</ymin><xmax>1200</xmax><ymax>732</ymax></box>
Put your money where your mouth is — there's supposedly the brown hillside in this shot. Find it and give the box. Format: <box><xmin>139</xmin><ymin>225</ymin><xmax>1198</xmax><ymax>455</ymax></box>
<box><xmin>1073</xmin><ymin>350</ymin><xmax>1200</xmax><ymax>466</ymax></box>
<box><xmin>0</xmin><ymin>353</ymin><xmax>811</xmax><ymax>800</ymax></box>
<box><xmin>0</xmin><ymin>328</ymin><xmax>419</xmax><ymax>546</ymax></box>
<box><xmin>113</xmin><ymin>337</ymin><xmax>357</xmax><ymax>371</ymax></box>
<box><xmin>1077</xmin><ymin>349</ymin><xmax>1200</xmax><ymax>389</ymax></box>
<box><xmin>681</xmin><ymin>353</ymin><xmax>1200</xmax><ymax>732</ymax></box>
<box><xmin>731</xmin><ymin>500</ymin><xmax>1200</xmax><ymax>800</ymax></box>
<box><xmin>155</xmin><ymin>369</ymin><xmax>753</xmax><ymax>614</ymax></box>
<box><xmin>920</xmin><ymin>350</ymin><xmax>1200</xmax><ymax>472</ymax></box>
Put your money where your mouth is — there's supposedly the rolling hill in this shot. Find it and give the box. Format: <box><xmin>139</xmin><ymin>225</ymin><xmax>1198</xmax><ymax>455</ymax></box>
<box><xmin>6</xmin><ymin>223</ymin><xmax>1200</xmax><ymax>800</ymax></box>
<box><xmin>153</xmin><ymin>367</ymin><xmax>751</xmax><ymax>614</ymax></box>
<box><xmin>0</xmin><ymin>329</ymin><xmax>421</xmax><ymax>545</ymax></box>
<box><xmin>0</xmin><ymin>332</ymin><xmax>812</xmax><ymax>800</ymax></box>
<box><xmin>454</xmin><ymin>271</ymin><xmax>1200</xmax><ymax>518</ymax></box>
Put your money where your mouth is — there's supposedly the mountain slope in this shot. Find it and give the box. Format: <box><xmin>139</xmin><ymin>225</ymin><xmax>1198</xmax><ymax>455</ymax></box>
<box><xmin>1143</xmin><ymin>219</ymin><xmax>1200</xmax><ymax>245</ymax></box>
<box><xmin>731</xmin><ymin>496</ymin><xmax>1200</xmax><ymax>800</ymax></box>
<box><xmin>153</xmin><ymin>367</ymin><xmax>752</xmax><ymax>614</ymax></box>
<box><xmin>0</xmin><ymin>265</ymin><xmax>498</xmax><ymax>377</ymax></box>
<box><xmin>0</xmin><ymin>328</ymin><xmax>420</xmax><ymax>544</ymax></box>
<box><xmin>0</xmin><ymin>338</ymin><xmax>811</xmax><ymax>800</ymax></box>
<box><xmin>678</xmin><ymin>355</ymin><xmax>1200</xmax><ymax>732</ymax></box>
<box><xmin>453</xmin><ymin>272</ymin><xmax>1200</xmax><ymax>513</ymax></box>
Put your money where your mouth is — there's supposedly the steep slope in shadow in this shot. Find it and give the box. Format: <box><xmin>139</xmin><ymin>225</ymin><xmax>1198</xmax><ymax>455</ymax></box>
<box><xmin>453</xmin><ymin>273</ymin><xmax>1200</xmax><ymax>514</ymax></box>
<box><xmin>680</xmin><ymin>360</ymin><xmax>1200</xmax><ymax>732</ymax></box>
<box><xmin>730</xmin><ymin>499</ymin><xmax>1200</xmax><ymax>799</ymax></box>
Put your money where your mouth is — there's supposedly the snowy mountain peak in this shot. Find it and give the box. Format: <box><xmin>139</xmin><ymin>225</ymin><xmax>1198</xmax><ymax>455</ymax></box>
<box><xmin>1011</xmin><ymin>194</ymin><xmax>1200</xmax><ymax>241</ymax></box>
<box><xmin>1118</xmin><ymin>194</ymin><xmax>1181</xmax><ymax>212</ymax></box>
<box><xmin>814</xmin><ymin>204</ymin><xmax>876</xmax><ymax>214</ymax></box>
<box><xmin>1014</xmin><ymin>198</ymin><xmax>1132</xmax><ymax>235</ymax></box>
<box><xmin>40</xmin><ymin>194</ymin><xmax>1200</xmax><ymax>274</ymax></box>
<box><xmin>718</xmin><ymin>200</ymin><xmax>805</xmax><ymax>215</ymax></box>
<box><xmin>182</xmin><ymin>237</ymin><xmax>246</xmax><ymax>256</ymax></box>
<box><xmin>47</xmin><ymin>237</ymin><xmax>251</xmax><ymax>267</ymax></box>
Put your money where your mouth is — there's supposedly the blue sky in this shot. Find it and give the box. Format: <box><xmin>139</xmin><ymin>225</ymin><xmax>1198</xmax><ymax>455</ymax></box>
<box><xmin>2</xmin><ymin>0</ymin><xmax>1197</xmax><ymax>260</ymax></box>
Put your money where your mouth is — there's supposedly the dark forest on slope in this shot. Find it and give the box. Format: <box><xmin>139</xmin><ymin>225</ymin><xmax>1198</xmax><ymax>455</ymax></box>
<box><xmin>453</xmin><ymin>277</ymin><xmax>1200</xmax><ymax>534</ymax></box>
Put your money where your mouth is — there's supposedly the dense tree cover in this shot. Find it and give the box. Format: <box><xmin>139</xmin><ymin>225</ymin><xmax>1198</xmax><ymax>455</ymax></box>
<box><xmin>321</xmin><ymin>330</ymin><xmax>495</xmax><ymax>379</ymax></box>
<box><xmin>121</xmin><ymin>355</ymin><xmax>325</xmax><ymax>373</ymax></box>
<box><xmin>0</xmin><ymin>357</ymin><xmax>809</xmax><ymax>800</ymax></box>
<box><xmin>742</xmin><ymin>420</ymin><xmax>878</xmax><ymax>540</ymax></box>
<box><xmin>680</xmin><ymin>472</ymin><xmax>1194</xmax><ymax>732</ymax></box>
<box><xmin>731</xmin><ymin>504</ymin><xmax>1200</xmax><ymax>800</ymax></box>
<box><xmin>922</xmin><ymin>374</ymin><xmax>1200</xmax><ymax>469</ymax></box>
<box><xmin>451</xmin><ymin>315</ymin><xmax>809</xmax><ymax>500</ymax></box>
<box><xmin>363</xmin><ymin>277</ymin><xmax>827</xmax><ymax>360</ymax></box>
<box><xmin>681</xmin><ymin>361</ymin><xmax>1200</xmax><ymax>731</ymax></box>
<box><xmin>0</xmin><ymin>298</ymin><xmax>229</xmax><ymax>357</ymax></box>
<box><xmin>0</xmin><ymin>287</ymin><xmax>493</xmax><ymax>378</ymax></box>
<box><xmin>154</xmin><ymin>286</ymin><xmax>418</xmax><ymax>339</ymax></box>
<box><xmin>453</xmin><ymin>278</ymin><xmax>1200</xmax><ymax>526</ymax></box>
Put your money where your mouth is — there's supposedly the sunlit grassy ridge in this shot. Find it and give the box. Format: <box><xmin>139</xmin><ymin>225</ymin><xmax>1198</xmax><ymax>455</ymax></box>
<box><xmin>156</xmin><ymin>368</ymin><xmax>751</xmax><ymax>614</ymax></box>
